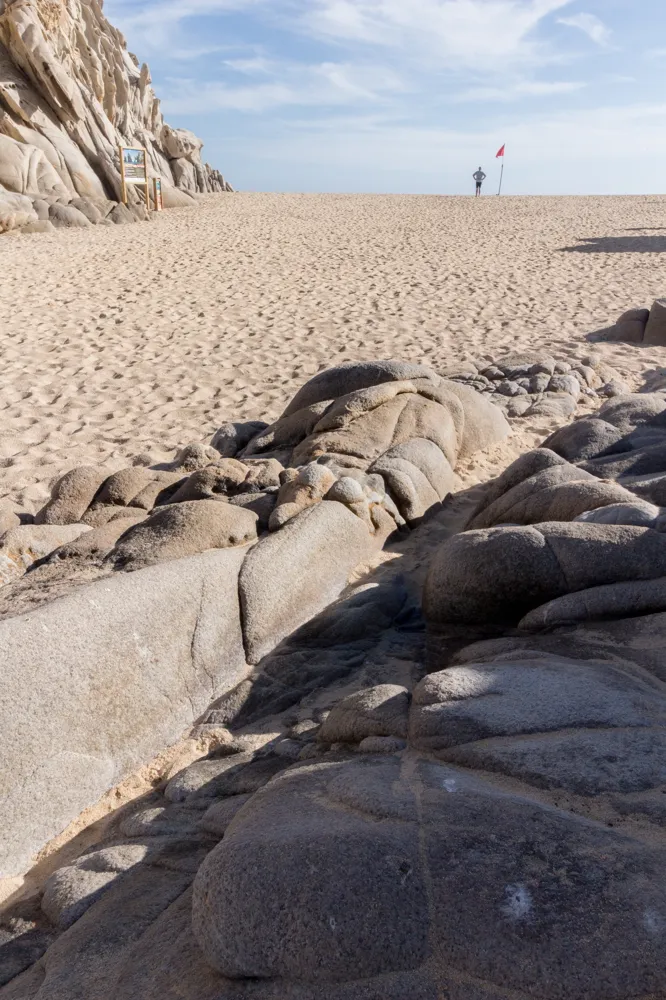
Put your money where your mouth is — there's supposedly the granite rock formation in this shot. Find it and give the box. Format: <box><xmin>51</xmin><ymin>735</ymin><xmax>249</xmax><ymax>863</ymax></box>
<box><xmin>0</xmin><ymin>358</ymin><xmax>512</xmax><ymax>879</ymax></box>
<box><xmin>8</xmin><ymin>350</ymin><xmax>666</xmax><ymax>1000</ymax></box>
<box><xmin>590</xmin><ymin>299</ymin><xmax>666</xmax><ymax>347</ymax></box>
<box><xmin>0</xmin><ymin>0</ymin><xmax>232</xmax><ymax>233</ymax></box>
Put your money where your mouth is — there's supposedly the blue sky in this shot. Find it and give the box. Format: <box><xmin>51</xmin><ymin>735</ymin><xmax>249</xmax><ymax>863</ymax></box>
<box><xmin>105</xmin><ymin>0</ymin><xmax>666</xmax><ymax>194</ymax></box>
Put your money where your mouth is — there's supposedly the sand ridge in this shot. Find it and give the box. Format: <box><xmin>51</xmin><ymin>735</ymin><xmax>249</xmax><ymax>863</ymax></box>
<box><xmin>1</xmin><ymin>192</ymin><xmax>665</xmax><ymax>510</ymax></box>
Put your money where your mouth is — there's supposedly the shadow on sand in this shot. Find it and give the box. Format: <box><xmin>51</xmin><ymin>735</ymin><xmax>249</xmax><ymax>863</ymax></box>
<box><xmin>561</xmin><ymin>235</ymin><xmax>666</xmax><ymax>254</ymax></box>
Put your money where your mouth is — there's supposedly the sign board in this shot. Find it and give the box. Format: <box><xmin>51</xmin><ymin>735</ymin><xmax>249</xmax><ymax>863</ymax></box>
<box><xmin>153</xmin><ymin>176</ymin><xmax>163</xmax><ymax>211</ymax></box>
<box><xmin>119</xmin><ymin>145</ymin><xmax>150</xmax><ymax>210</ymax></box>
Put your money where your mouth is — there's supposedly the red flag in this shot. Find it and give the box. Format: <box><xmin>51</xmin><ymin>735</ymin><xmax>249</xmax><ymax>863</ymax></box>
<box><xmin>496</xmin><ymin>144</ymin><xmax>505</xmax><ymax>158</ymax></box>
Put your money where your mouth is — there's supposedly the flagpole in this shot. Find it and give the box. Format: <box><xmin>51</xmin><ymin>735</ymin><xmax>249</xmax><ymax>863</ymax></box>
<box><xmin>496</xmin><ymin>143</ymin><xmax>505</xmax><ymax>195</ymax></box>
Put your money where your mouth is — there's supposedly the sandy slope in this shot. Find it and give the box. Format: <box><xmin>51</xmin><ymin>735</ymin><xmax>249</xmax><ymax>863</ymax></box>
<box><xmin>1</xmin><ymin>192</ymin><xmax>665</xmax><ymax>510</ymax></box>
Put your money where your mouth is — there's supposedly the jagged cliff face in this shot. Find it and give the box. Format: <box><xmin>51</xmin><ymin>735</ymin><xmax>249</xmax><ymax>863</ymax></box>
<box><xmin>0</xmin><ymin>0</ymin><xmax>230</xmax><ymax>219</ymax></box>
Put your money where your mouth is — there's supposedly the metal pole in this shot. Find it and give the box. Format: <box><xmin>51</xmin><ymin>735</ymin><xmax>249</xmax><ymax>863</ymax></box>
<box><xmin>497</xmin><ymin>162</ymin><xmax>504</xmax><ymax>196</ymax></box>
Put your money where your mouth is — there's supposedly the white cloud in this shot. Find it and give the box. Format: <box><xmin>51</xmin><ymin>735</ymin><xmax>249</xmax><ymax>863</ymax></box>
<box><xmin>106</xmin><ymin>0</ymin><xmax>264</xmax><ymax>51</ymax></box>
<box><xmin>558</xmin><ymin>13</ymin><xmax>611</xmax><ymax>46</ymax></box>
<box><xmin>454</xmin><ymin>79</ymin><xmax>585</xmax><ymax>101</ymax></box>
<box><xmin>223</xmin><ymin>56</ymin><xmax>273</xmax><ymax>74</ymax></box>
<box><xmin>300</xmin><ymin>0</ymin><xmax>576</xmax><ymax>71</ymax></box>
<box><xmin>161</xmin><ymin>60</ymin><xmax>406</xmax><ymax>114</ymax></box>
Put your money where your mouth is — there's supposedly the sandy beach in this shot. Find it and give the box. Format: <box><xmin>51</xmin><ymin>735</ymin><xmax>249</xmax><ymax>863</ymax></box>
<box><xmin>2</xmin><ymin>192</ymin><xmax>665</xmax><ymax>510</ymax></box>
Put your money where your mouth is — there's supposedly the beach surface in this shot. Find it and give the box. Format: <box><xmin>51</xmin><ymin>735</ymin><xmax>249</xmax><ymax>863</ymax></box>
<box><xmin>2</xmin><ymin>192</ymin><xmax>665</xmax><ymax>510</ymax></box>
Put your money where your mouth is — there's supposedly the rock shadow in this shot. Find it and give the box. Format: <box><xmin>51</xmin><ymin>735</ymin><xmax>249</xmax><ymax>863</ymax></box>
<box><xmin>560</xmin><ymin>235</ymin><xmax>666</xmax><ymax>254</ymax></box>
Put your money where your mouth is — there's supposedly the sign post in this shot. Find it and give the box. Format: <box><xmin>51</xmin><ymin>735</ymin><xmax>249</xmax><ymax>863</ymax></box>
<box><xmin>119</xmin><ymin>145</ymin><xmax>150</xmax><ymax>211</ymax></box>
<box><xmin>152</xmin><ymin>176</ymin><xmax>163</xmax><ymax>212</ymax></box>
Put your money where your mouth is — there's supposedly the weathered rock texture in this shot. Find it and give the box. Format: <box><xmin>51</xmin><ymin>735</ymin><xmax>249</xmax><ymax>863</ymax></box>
<box><xmin>0</xmin><ymin>359</ymin><xmax>509</xmax><ymax>881</ymax></box>
<box><xmin>0</xmin><ymin>0</ymin><xmax>231</xmax><ymax>233</ymax></box>
<box><xmin>5</xmin><ymin>353</ymin><xmax>656</xmax><ymax>1000</ymax></box>
<box><xmin>591</xmin><ymin>300</ymin><xmax>666</xmax><ymax>347</ymax></box>
<box><xmin>439</xmin><ymin>350</ymin><xmax>624</xmax><ymax>418</ymax></box>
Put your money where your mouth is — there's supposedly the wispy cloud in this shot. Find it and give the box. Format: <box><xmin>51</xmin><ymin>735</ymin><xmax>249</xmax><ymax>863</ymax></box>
<box><xmin>161</xmin><ymin>59</ymin><xmax>406</xmax><ymax>114</ymax></box>
<box><xmin>453</xmin><ymin>79</ymin><xmax>585</xmax><ymax>102</ymax></box>
<box><xmin>558</xmin><ymin>12</ymin><xmax>611</xmax><ymax>47</ymax></box>
<box><xmin>223</xmin><ymin>56</ymin><xmax>273</xmax><ymax>74</ymax></box>
<box><xmin>108</xmin><ymin>0</ymin><xmax>264</xmax><ymax>51</ymax></box>
<box><xmin>300</xmin><ymin>0</ymin><xmax>576</xmax><ymax>71</ymax></box>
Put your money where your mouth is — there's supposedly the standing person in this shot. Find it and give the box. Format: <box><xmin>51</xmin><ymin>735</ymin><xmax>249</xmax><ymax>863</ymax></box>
<box><xmin>473</xmin><ymin>166</ymin><xmax>486</xmax><ymax>196</ymax></box>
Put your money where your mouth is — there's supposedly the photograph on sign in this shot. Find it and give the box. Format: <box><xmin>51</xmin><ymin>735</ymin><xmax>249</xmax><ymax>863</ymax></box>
<box><xmin>122</xmin><ymin>147</ymin><xmax>146</xmax><ymax>184</ymax></box>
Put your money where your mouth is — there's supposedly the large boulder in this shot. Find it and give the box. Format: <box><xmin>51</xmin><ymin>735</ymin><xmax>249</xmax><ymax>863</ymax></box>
<box><xmin>210</xmin><ymin>420</ymin><xmax>269</xmax><ymax>457</ymax></box>
<box><xmin>239</xmin><ymin>501</ymin><xmax>379</xmax><ymax>663</ymax></box>
<box><xmin>424</xmin><ymin>522</ymin><xmax>666</xmax><ymax>628</ymax></box>
<box><xmin>160</xmin><ymin>186</ymin><xmax>197</xmax><ymax>209</ymax></box>
<box><xmin>409</xmin><ymin>656</ymin><xmax>666</xmax><ymax>753</ymax></box>
<box><xmin>317</xmin><ymin>684</ymin><xmax>410</xmax><ymax>744</ymax></box>
<box><xmin>643</xmin><ymin>299</ymin><xmax>666</xmax><ymax>347</ymax></box>
<box><xmin>0</xmin><ymin>134</ymin><xmax>70</xmax><ymax>200</ymax></box>
<box><xmin>192</xmin><ymin>754</ymin><xmax>666</xmax><ymax>997</ymax></box>
<box><xmin>35</xmin><ymin>466</ymin><xmax>109</xmax><ymax>525</ymax></box>
<box><xmin>70</xmin><ymin>197</ymin><xmax>103</xmax><ymax>224</ymax></box>
<box><xmin>542</xmin><ymin>417</ymin><xmax>624</xmax><ymax>462</ymax></box>
<box><xmin>109</xmin><ymin>500</ymin><xmax>258</xmax><ymax>571</ymax></box>
<box><xmin>444</xmin><ymin>379</ymin><xmax>512</xmax><ymax>458</ymax></box>
<box><xmin>160</xmin><ymin>126</ymin><xmax>204</xmax><ymax>163</ymax></box>
<box><xmin>0</xmin><ymin>523</ymin><xmax>90</xmax><ymax>585</ymax></box>
<box><xmin>518</xmin><ymin>576</ymin><xmax>666</xmax><ymax>630</ymax></box>
<box><xmin>0</xmin><ymin>546</ymin><xmax>250</xmax><ymax>877</ymax></box>
<box><xmin>277</xmin><ymin>360</ymin><xmax>438</xmax><ymax>418</ymax></box>
<box><xmin>370</xmin><ymin>437</ymin><xmax>456</xmax><ymax>523</ymax></box>
<box><xmin>470</xmin><ymin>472</ymin><xmax>640</xmax><ymax>529</ymax></box>
<box><xmin>0</xmin><ymin>189</ymin><xmax>37</xmax><ymax>232</ymax></box>
<box><xmin>48</xmin><ymin>202</ymin><xmax>93</xmax><ymax>229</ymax></box>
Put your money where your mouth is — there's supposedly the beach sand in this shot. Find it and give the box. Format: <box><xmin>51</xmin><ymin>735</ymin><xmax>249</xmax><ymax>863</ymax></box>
<box><xmin>2</xmin><ymin>192</ymin><xmax>665</xmax><ymax>511</ymax></box>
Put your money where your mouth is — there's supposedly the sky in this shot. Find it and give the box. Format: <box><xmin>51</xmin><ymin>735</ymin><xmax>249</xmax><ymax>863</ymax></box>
<box><xmin>104</xmin><ymin>0</ymin><xmax>666</xmax><ymax>195</ymax></box>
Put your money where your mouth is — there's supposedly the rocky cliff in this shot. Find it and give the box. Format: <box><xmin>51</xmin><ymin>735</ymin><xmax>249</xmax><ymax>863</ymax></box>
<box><xmin>0</xmin><ymin>0</ymin><xmax>231</xmax><ymax>231</ymax></box>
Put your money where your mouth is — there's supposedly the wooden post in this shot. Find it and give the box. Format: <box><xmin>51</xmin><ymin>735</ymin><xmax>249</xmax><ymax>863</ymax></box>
<box><xmin>119</xmin><ymin>144</ymin><xmax>127</xmax><ymax>205</ymax></box>
<box><xmin>144</xmin><ymin>153</ymin><xmax>150</xmax><ymax>211</ymax></box>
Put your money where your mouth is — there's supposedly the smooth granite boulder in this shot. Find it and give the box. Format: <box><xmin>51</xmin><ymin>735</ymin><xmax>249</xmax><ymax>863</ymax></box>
<box><xmin>48</xmin><ymin>203</ymin><xmax>92</xmax><ymax>229</ymax></box>
<box><xmin>518</xmin><ymin>576</ymin><xmax>666</xmax><ymax>630</ymax></box>
<box><xmin>317</xmin><ymin>684</ymin><xmax>410</xmax><ymax>744</ymax></box>
<box><xmin>597</xmin><ymin>393</ymin><xmax>666</xmax><ymax>432</ymax></box>
<box><xmin>643</xmin><ymin>299</ymin><xmax>666</xmax><ymax>347</ymax></box>
<box><xmin>192</xmin><ymin>754</ymin><xmax>666</xmax><ymax>998</ymax></box>
<box><xmin>470</xmin><ymin>473</ymin><xmax>635</xmax><ymax>529</ymax></box>
<box><xmin>467</xmin><ymin>448</ymin><xmax>572</xmax><ymax>527</ymax></box>
<box><xmin>424</xmin><ymin>522</ymin><xmax>666</xmax><ymax>628</ymax></box>
<box><xmin>573</xmin><ymin>501</ymin><xmax>660</xmax><ymax>527</ymax></box>
<box><xmin>278</xmin><ymin>360</ymin><xmax>438</xmax><ymax>417</ymax></box>
<box><xmin>210</xmin><ymin>420</ymin><xmax>269</xmax><ymax>457</ymax></box>
<box><xmin>0</xmin><ymin>523</ymin><xmax>90</xmax><ymax>584</ymax></box>
<box><xmin>239</xmin><ymin>501</ymin><xmax>379</xmax><ymax>663</ymax></box>
<box><xmin>409</xmin><ymin>657</ymin><xmax>666</xmax><ymax>752</ymax></box>
<box><xmin>442</xmin><ymin>728</ymin><xmax>666</xmax><ymax>796</ymax></box>
<box><xmin>0</xmin><ymin>546</ymin><xmax>249</xmax><ymax>877</ymax></box>
<box><xmin>542</xmin><ymin>417</ymin><xmax>624</xmax><ymax>462</ymax></box>
<box><xmin>108</xmin><ymin>500</ymin><xmax>258</xmax><ymax>571</ymax></box>
<box><xmin>35</xmin><ymin>466</ymin><xmax>109</xmax><ymax>525</ymax></box>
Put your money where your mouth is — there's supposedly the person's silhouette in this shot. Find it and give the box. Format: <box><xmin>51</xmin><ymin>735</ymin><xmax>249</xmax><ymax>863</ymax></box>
<box><xmin>473</xmin><ymin>166</ymin><xmax>486</xmax><ymax>197</ymax></box>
